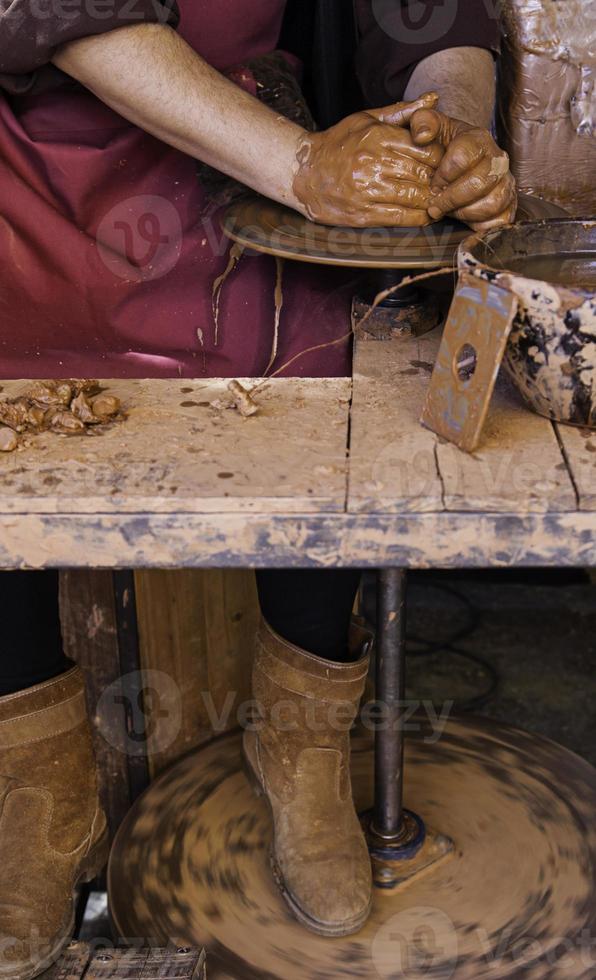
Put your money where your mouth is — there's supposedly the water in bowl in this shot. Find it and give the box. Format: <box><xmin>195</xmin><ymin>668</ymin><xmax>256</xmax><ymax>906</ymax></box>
<box><xmin>502</xmin><ymin>252</ymin><xmax>596</xmax><ymax>291</ymax></box>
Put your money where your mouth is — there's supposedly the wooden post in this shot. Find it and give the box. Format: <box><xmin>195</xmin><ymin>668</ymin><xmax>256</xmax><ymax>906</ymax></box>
<box><xmin>59</xmin><ymin>567</ymin><xmax>260</xmax><ymax>832</ymax></box>
<box><xmin>134</xmin><ymin>569</ymin><xmax>259</xmax><ymax>777</ymax></box>
<box><xmin>59</xmin><ymin>571</ymin><xmax>132</xmax><ymax>840</ymax></box>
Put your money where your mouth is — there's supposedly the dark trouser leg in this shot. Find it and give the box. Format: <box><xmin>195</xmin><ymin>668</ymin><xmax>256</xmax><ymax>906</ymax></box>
<box><xmin>255</xmin><ymin>569</ymin><xmax>362</xmax><ymax>662</ymax></box>
<box><xmin>0</xmin><ymin>570</ymin><xmax>71</xmax><ymax>696</ymax></box>
<box><xmin>2</xmin><ymin>568</ymin><xmax>362</xmax><ymax>694</ymax></box>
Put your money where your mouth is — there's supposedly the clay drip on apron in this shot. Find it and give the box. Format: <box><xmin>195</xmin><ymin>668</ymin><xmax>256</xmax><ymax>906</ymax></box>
<box><xmin>211</xmin><ymin>242</ymin><xmax>245</xmax><ymax>347</ymax></box>
<box><xmin>264</xmin><ymin>256</ymin><xmax>285</xmax><ymax>376</ymax></box>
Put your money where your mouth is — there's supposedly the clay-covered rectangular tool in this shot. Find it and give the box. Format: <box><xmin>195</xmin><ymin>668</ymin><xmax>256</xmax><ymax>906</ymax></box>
<box><xmin>421</xmin><ymin>275</ymin><xmax>518</xmax><ymax>452</ymax></box>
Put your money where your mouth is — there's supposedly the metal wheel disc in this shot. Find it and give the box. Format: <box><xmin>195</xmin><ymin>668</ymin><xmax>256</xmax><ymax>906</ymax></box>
<box><xmin>108</xmin><ymin>716</ymin><xmax>596</xmax><ymax>980</ymax></box>
<box><xmin>221</xmin><ymin>196</ymin><xmax>567</xmax><ymax>270</ymax></box>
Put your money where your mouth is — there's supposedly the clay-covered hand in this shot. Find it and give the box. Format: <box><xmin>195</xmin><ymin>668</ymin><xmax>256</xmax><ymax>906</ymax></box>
<box><xmin>292</xmin><ymin>93</ymin><xmax>445</xmax><ymax>227</ymax></box>
<box><xmin>408</xmin><ymin>109</ymin><xmax>517</xmax><ymax>231</ymax></box>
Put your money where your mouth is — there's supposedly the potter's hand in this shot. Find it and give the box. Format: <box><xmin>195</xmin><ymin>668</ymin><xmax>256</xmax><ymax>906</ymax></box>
<box><xmin>409</xmin><ymin>109</ymin><xmax>517</xmax><ymax>231</ymax></box>
<box><xmin>292</xmin><ymin>93</ymin><xmax>445</xmax><ymax>227</ymax></box>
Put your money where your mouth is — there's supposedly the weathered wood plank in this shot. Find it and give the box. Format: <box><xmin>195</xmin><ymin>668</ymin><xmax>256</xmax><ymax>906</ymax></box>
<box><xmin>0</xmin><ymin>354</ymin><xmax>591</xmax><ymax>572</ymax></box>
<box><xmin>436</xmin><ymin>372</ymin><xmax>577</xmax><ymax>512</ymax></box>
<box><xmin>7</xmin><ymin>511</ymin><xmax>596</xmax><ymax>568</ymax></box>
<box><xmin>200</xmin><ymin>567</ymin><xmax>259</xmax><ymax>734</ymax></box>
<box><xmin>59</xmin><ymin>571</ymin><xmax>132</xmax><ymax>841</ymax></box>
<box><xmin>349</xmin><ymin>334</ymin><xmax>444</xmax><ymax>514</ymax></box>
<box><xmin>349</xmin><ymin>329</ymin><xmax>576</xmax><ymax>514</ymax></box>
<box><xmin>554</xmin><ymin>422</ymin><xmax>596</xmax><ymax>511</ymax></box>
<box><xmin>40</xmin><ymin>942</ymin><xmax>89</xmax><ymax>979</ymax></box>
<box><xmin>0</xmin><ymin>379</ymin><xmax>350</xmax><ymax>514</ymax></box>
<box><xmin>135</xmin><ymin>569</ymin><xmax>258</xmax><ymax>776</ymax></box>
<box><xmin>40</xmin><ymin>945</ymin><xmax>207</xmax><ymax>979</ymax></box>
<box><xmin>85</xmin><ymin>947</ymin><xmax>206</xmax><ymax>978</ymax></box>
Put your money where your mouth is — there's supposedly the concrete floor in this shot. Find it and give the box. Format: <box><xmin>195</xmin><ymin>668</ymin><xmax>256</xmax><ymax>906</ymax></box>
<box><xmin>405</xmin><ymin>570</ymin><xmax>596</xmax><ymax>766</ymax></box>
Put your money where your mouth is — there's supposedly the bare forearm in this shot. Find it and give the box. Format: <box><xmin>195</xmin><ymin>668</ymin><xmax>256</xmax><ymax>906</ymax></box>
<box><xmin>52</xmin><ymin>24</ymin><xmax>305</xmax><ymax>211</ymax></box>
<box><xmin>405</xmin><ymin>47</ymin><xmax>496</xmax><ymax>128</ymax></box>
<box><xmin>406</xmin><ymin>50</ymin><xmax>516</xmax><ymax>230</ymax></box>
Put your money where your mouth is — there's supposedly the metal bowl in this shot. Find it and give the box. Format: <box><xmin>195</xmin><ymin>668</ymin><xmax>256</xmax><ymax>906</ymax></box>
<box><xmin>459</xmin><ymin>220</ymin><xmax>596</xmax><ymax>427</ymax></box>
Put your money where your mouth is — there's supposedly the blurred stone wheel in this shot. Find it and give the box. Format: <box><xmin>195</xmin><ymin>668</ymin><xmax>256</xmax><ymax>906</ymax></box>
<box><xmin>109</xmin><ymin>716</ymin><xmax>596</xmax><ymax>980</ymax></box>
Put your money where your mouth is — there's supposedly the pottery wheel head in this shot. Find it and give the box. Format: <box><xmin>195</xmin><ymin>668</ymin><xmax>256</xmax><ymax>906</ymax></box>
<box><xmin>221</xmin><ymin>195</ymin><xmax>567</xmax><ymax>270</ymax></box>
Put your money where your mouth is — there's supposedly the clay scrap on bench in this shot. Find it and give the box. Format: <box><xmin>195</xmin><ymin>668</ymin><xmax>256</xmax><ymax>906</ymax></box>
<box><xmin>0</xmin><ymin>380</ymin><xmax>123</xmax><ymax>453</ymax></box>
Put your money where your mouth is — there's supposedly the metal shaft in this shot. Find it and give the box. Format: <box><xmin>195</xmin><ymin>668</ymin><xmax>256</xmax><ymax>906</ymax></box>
<box><xmin>113</xmin><ymin>569</ymin><xmax>151</xmax><ymax>804</ymax></box>
<box><xmin>364</xmin><ymin>269</ymin><xmax>421</xmax><ymax>309</ymax></box>
<box><xmin>374</xmin><ymin>568</ymin><xmax>407</xmax><ymax>838</ymax></box>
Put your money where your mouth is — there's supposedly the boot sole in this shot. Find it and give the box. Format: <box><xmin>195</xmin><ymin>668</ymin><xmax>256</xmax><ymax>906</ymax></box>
<box><xmin>0</xmin><ymin>828</ymin><xmax>110</xmax><ymax>980</ymax></box>
<box><xmin>242</xmin><ymin>745</ymin><xmax>372</xmax><ymax>938</ymax></box>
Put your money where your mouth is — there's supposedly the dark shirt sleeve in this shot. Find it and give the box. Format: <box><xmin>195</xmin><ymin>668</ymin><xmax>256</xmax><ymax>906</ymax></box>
<box><xmin>0</xmin><ymin>0</ymin><xmax>179</xmax><ymax>94</ymax></box>
<box><xmin>355</xmin><ymin>0</ymin><xmax>501</xmax><ymax>107</ymax></box>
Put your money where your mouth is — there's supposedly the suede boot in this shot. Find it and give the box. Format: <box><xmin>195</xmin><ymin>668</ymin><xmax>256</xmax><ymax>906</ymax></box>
<box><xmin>243</xmin><ymin>619</ymin><xmax>373</xmax><ymax>937</ymax></box>
<box><xmin>0</xmin><ymin>667</ymin><xmax>108</xmax><ymax>980</ymax></box>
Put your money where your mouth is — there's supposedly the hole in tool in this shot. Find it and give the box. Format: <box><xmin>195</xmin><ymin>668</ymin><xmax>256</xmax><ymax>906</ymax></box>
<box><xmin>455</xmin><ymin>343</ymin><xmax>478</xmax><ymax>383</ymax></box>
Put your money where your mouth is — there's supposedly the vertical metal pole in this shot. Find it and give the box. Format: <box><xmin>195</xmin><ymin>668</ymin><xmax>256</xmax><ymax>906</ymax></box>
<box><xmin>113</xmin><ymin>569</ymin><xmax>151</xmax><ymax>803</ymax></box>
<box><xmin>374</xmin><ymin>568</ymin><xmax>407</xmax><ymax>839</ymax></box>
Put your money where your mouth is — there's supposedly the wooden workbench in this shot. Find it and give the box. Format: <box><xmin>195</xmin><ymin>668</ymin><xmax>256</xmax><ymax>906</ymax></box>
<box><xmin>1</xmin><ymin>328</ymin><xmax>595</xmax><ymax>570</ymax></box>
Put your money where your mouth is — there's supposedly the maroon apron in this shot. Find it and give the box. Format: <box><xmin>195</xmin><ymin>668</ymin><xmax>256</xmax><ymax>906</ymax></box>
<box><xmin>0</xmin><ymin>0</ymin><xmax>353</xmax><ymax>379</ymax></box>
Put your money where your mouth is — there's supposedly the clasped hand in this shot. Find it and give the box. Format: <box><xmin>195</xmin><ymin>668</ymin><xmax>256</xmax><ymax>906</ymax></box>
<box><xmin>293</xmin><ymin>92</ymin><xmax>517</xmax><ymax>231</ymax></box>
